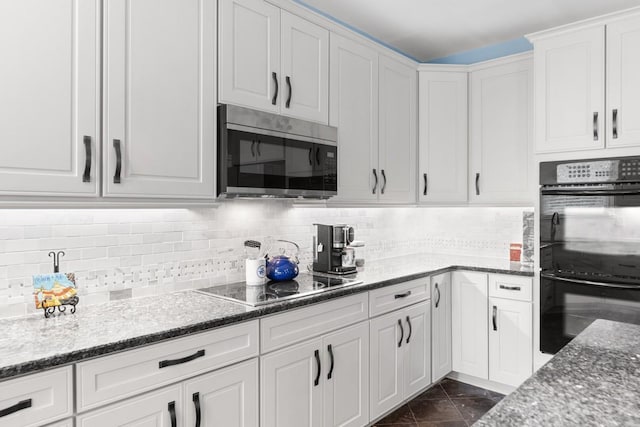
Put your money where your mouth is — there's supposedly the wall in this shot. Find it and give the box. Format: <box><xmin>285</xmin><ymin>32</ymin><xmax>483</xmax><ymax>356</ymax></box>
<box><xmin>0</xmin><ymin>202</ymin><xmax>532</xmax><ymax>318</ymax></box>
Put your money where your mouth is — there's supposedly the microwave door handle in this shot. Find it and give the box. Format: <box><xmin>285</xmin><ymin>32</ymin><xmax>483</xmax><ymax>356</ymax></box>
<box><xmin>541</xmin><ymin>273</ymin><xmax>640</xmax><ymax>290</ymax></box>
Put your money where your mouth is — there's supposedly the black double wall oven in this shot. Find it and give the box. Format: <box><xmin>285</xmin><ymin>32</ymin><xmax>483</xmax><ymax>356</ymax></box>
<box><xmin>540</xmin><ymin>156</ymin><xmax>640</xmax><ymax>354</ymax></box>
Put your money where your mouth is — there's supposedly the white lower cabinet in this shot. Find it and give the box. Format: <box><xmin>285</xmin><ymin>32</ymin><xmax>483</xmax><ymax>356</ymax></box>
<box><xmin>489</xmin><ymin>297</ymin><xmax>533</xmax><ymax>387</ymax></box>
<box><xmin>76</xmin><ymin>385</ymin><xmax>183</xmax><ymax>427</ymax></box>
<box><xmin>184</xmin><ymin>359</ymin><xmax>258</xmax><ymax>427</ymax></box>
<box><xmin>431</xmin><ymin>273</ymin><xmax>452</xmax><ymax>382</ymax></box>
<box><xmin>370</xmin><ymin>302</ymin><xmax>431</xmax><ymax>421</ymax></box>
<box><xmin>261</xmin><ymin>321</ymin><xmax>369</xmax><ymax>427</ymax></box>
<box><xmin>452</xmin><ymin>271</ymin><xmax>489</xmax><ymax>379</ymax></box>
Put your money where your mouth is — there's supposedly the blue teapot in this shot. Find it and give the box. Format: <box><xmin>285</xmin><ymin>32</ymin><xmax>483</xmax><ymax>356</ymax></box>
<box><xmin>266</xmin><ymin>240</ymin><xmax>300</xmax><ymax>281</ymax></box>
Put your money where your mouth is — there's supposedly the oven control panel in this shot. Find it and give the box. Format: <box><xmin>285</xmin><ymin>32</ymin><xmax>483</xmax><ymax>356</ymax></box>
<box><xmin>557</xmin><ymin>160</ymin><xmax>619</xmax><ymax>183</ymax></box>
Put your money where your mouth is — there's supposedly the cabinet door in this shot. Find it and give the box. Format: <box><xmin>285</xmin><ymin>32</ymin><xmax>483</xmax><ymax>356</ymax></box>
<box><xmin>469</xmin><ymin>57</ymin><xmax>533</xmax><ymax>204</ymax></box>
<box><xmin>76</xmin><ymin>385</ymin><xmax>182</xmax><ymax>427</ymax></box>
<box><xmin>0</xmin><ymin>0</ymin><xmax>99</xmax><ymax>196</ymax></box>
<box><xmin>219</xmin><ymin>0</ymin><xmax>280</xmax><ymax>113</ymax></box>
<box><xmin>281</xmin><ymin>11</ymin><xmax>329</xmax><ymax>124</ymax></box>
<box><xmin>489</xmin><ymin>298</ymin><xmax>532</xmax><ymax>387</ymax></box>
<box><xmin>418</xmin><ymin>71</ymin><xmax>468</xmax><ymax>204</ymax></box>
<box><xmin>607</xmin><ymin>15</ymin><xmax>640</xmax><ymax>148</ymax></box>
<box><xmin>184</xmin><ymin>359</ymin><xmax>258</xmax><ymax>427</ymax></box>
<box><xmin>534</xmin><ymin>26</ymin><xmax>605</xmax><ymax>153</ymax></box>
<box><xmin>431</xmin><ymin>273</ymin><xmax>452</xmax><ymax>382</ymax></box>
<box><xmin>104</xmin><ymin>0</ymin><xmax>216</xmax><ymax>198</ymax></box>
<box><xmin>452</xmin><ymin>271</ymin><xmax>488</xmax><ymax>379</ymax></box>
<box><xmin>322</xmin><ymin>322</ymin><xmax>369</xmax><ymax>427</ymax></box>
<box><xmin>261</xmin><ymin>338</ymin><xmax>323</xmax><ymax>427</ymax></box>
<box><xmin>403</xmin><ymin>302</ymin><xmax>431</xmax><ymax>398</ymax></box>
<box><xmin>378</xmin><ymin>55</ymin><xmax>416</xmax><ymax>204</ymax></box>
<box><xmin>369</xmin><ymin>310</ymin><xmax>403</xmax><ymax>421</ymax></box>
<box><xmin>329</xmin><ymin>34</ymin><xmax>379</xmax><ymax>202</ymax></box>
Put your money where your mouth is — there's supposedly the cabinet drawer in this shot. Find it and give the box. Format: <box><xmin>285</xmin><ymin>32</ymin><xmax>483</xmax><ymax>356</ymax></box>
<box><xmin>77</xmin><ymin>320</ymin><xmax>259</xmax><ymax>412</ymax></box>
<box><xmin>261</xmin><ymin>293</ymin><xmax>368</xmax><ymax>353</ymax></box>
<box><xmin>45</xmin><ymin>419</ymin><xmax>73</xmax><ymax>427</ymax></box>
<box><xmin>76</xmin><ymin>384</ymin><xmax>182</xmax><ymax>427</ymax></box>
<box><xmin>369</xmin><ymin>279</ymin><xmax>430</xmax><ymax>317</ymax></box>
<box><xmin>488</xmin><ymin>274</ymin><xmax>532</xmax><ymax>302</ymax></box>
<box><xmin>0</xmin><ymin>366</ymin><xmax>72</xmax><ymax>427</ymax></box>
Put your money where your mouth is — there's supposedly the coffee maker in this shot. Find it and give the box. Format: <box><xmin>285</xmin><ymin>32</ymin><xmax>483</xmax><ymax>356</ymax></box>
<box><xmin>313</xmin><ymin>224</ymin><xmax>357</xmax><ymax>275</ymax></box>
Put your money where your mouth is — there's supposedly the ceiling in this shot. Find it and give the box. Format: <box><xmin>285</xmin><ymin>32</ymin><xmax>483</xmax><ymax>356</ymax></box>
<box><xmin>295</xmin><ymin>0</ymin><xmax>640</xmax><ymax>62</ymax></box>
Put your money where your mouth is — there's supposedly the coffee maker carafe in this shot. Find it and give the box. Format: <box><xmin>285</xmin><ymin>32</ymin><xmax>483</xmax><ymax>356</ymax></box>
<box><xmin>313</xmin><ymin>224</ymin><xmax>357</xmax><ymax>275</ymax></box>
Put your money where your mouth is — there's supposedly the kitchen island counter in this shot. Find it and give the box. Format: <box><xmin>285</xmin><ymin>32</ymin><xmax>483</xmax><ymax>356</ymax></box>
<box><xmin>476</xmin><ymin>319</ymin><xmax>640</xmax><ymax>426</ymax></box>
<box><xmin>0</xmin><ymin>253</ymin><xmax>532</xmax><ymax>381</ymax></box>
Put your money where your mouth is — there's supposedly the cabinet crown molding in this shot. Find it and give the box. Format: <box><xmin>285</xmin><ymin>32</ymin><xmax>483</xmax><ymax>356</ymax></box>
<box><xmin>526</xmin><ymin>5</ymin><xmax>640</xmax><ymax>42</ymax></box>
<box><xmin>417</xmin><ymin>52</ymin><xmax>532</xmax><ymax>74</ymax></box>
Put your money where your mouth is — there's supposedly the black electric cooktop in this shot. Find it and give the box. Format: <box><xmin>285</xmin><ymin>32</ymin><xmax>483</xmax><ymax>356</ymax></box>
<box><xmin>196</xmin><ymin>273</ymin><xmax>363</xmax><ymax>306</ymax></box>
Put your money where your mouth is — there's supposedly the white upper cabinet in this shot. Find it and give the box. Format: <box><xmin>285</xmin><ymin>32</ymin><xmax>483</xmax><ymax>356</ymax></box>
<box><xmin>0</xmin><ymin>0</ymin><xmax>100</xmax><ymax>197</ymax></box>
<box><xmin>533</xmin><ymin>26</ymin><xmax>605</xmax><ymax>153</ymax></box>
<box><xmin>330</xmin><ymin>33</ymin><xmax>379</xmax><ymax>203</ymax></box>
<box><xmin>281</xmin><ymin>11</ymin><xmax>329</xmax><ymax>123</ymax></box>
<box><xmin>103</xmin><ymin>0</ymin><xmax>216</xmax><ymax>198</ymax></box>
<box><xmin>607</xmin><ymin>14</ymin><xmax>640</xmax><ymax>148</ymax></box>
<box><xmin>219</xmin><ymin>0</ymin><xmax>280</xmax><ymax>114</ymax></box>
<box><xmin>418</xmin><ymin>71</ymin><xmax>468</xmax><ymax>204</ymax></box>
<box><xmin>378</xmin><ymin>56</ymin><xmax>417</xmax><ymax>204</ymax></box>
<box><xmin>219</xmin><ymin>0</ymin><xmax>329</xmax><ymax>124</ymax></box>
<box><xmin>469</xmin><ymin>57</ymin><xmax>533</xmax><ymax>204</ymax></box>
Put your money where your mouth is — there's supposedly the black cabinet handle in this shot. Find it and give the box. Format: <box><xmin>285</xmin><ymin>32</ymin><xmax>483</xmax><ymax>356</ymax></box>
<box><xmin>159</xmin><ymin>349</ymin><xmax>205</xmax><ymax>368</ymax></box>
<box><xmin>492</xmin><ymin>306</ymin><xmax>497</xmax><ymax>331</ymax></box>
<box><xmin>168</xmin><ymin>401</ymin><xmax>177</xmax><ymax>427</ymax></box>
<box><xmin>193</xmin><ymin>392</ymin><xmax>201</xmax><ymax>427</ymax></box>
<box><xmin>315</xmin><ymin>147</ymin><xmax>320</xmax><ymax>166</ymax></box>
<box><xmin>394</xmin><ymin>291</ymin><xmax>411</xmax><ymax>299</ymax></box>
<box><xmin>314</xmin><ymin>349</ymin><xmax>321</xmax><ymax>386</ymax></box>
<box><xmin>613</xmin><ymin>109</ymin><xmax>618</xmax><ymax>139</ymax></box>
<box><xmin>327</xmin><ymin>344</ymin><xmax>334</xmax><ymax>380</ymax></box>
<box><xmin>113</xmin><ymin>139</ymin><xmax>122</xmax><ymax>184</ymax></box>
<box><xmin>83</xmin><ymin>136</ymin><xmax>91</xmax><ymax>183</ymax></box>
<box><xmin>251</xmin><ymin>141</ymin><xmax>256</xmax><ymax>157</ymax></box>
<box><xmin>372</xmin><ymin>169</ymin><xmax>378</xmax><ymax>194</ymax></box>
<box><xmin>257</xmin><ymin>141</ymin><xmax>261</xmax><ymax>157</ymax></box>
<box><xmin>381</xmin><ymin>169</ymin><xmax>387</xmax><ymax>194</ymax></box>
<box><xmin>0</xmin><ymin>399</ymin><xmax>31</xmax><ymax>418</ymax></box>
<box><xmin>272</xmin><ymin>72</ymin><xmax>278</xmax><ymax>105</ymax></box>
<box><xmin>593</xmin><ymin>112</ymin><xmax>599</xmax><ymax>141</ymax></box>
<box><xmin>423</xmin><ymin>173</ymin><xmax>427</xmax><ymax>196</ymax></box>
<box><xmin>308</xmin><ymin>147</ymin><xmax>313</xmax><ymax>165</ymax></box>
<box><xmin>286</xmin><ymin>76</ymin><xmax>292</xmax><ymax>108</ymax></box>
<box><xmin>397</xmin><ymin>319</ymin><xmax>404</xmax><ymax>348</ymax></box>
<box><xmin>475</xmin><ymin>172</ymin><xmax>480</xmax><ymax>196</ymax></box>
<box><xmin>499</xmin><ymin>285</ymin><xmax>521</xmax><ymax>291</ymax></box>
<box><xmin>405</xmin><ymin>315</ymin><xmax>412</xmax><ymax>344</ymax></box>
<box><xmin>435</xmin><ymin>283</ymin><xmax>441</xmax><ymax>308</ymax></box>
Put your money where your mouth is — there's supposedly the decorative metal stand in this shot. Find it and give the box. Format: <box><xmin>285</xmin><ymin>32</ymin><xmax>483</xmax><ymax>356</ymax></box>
<box><xmin>39</xmin><ymin>251</ymin><xmax>80</xmax><ymax>318</ymax></box>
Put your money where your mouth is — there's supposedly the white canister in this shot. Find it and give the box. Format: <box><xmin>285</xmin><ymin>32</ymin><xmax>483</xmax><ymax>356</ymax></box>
<box><xmin>246</xmin><ymin>258</ymin><xmax>266</xmax><ymax>286</ymax></box>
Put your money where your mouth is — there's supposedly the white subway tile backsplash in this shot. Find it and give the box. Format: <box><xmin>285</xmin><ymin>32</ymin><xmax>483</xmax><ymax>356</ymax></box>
<box><xmin>0</xmin><ymin>203</ymin><xmax>533</xmax><ymax>318</ymax></box>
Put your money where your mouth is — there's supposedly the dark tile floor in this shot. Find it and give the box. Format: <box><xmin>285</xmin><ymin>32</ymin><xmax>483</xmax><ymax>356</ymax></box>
<box><xmin>372</xmin><ymin>378</ymin><xmax>505</xmax><ymax>427</ymax></box>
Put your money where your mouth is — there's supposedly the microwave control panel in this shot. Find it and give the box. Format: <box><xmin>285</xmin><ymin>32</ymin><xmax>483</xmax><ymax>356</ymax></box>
<box><xmin>557</xmin><ymin>160</ymin><xmax>619</xmax><ymax>184</ymax></box>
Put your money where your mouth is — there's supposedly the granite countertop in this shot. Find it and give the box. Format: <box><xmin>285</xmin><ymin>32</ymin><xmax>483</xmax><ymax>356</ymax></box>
<box><xmin>0</xmin><ymin>253</ymin><xmax>532</xmax><ymax>381</ymax></box>
<box><xmin>476</xmin><ymin>319</ymin><xmax>640</xmax><ymax>427</ymax></box>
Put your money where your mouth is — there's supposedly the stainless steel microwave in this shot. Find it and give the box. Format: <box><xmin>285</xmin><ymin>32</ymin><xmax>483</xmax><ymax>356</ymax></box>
<box><xmin>217</xmin><ymin>104</ymin><xmax>338</xmax><ymax>199</ymax></box>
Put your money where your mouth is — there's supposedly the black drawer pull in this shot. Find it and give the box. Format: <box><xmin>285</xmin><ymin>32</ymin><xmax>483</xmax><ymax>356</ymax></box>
<box><xmin>168</xmin><ymin>401</ymin><xmax>177</xmax><ymax>427</ymax></box>
<box><xmin>83</xmin><ymin>136</ymin><xmax>92</xmax><ymax>182</ymax></box>
<box><xmin>499</xmin><ymin>285</ymin><xmax>521</xmax><ymax>291</ymax></box>
<box><xmin>394</xmin><ymin>291</ymin><xmax>411</xmax><ymax>299</ymax></box>
<box><xmin>159</xmin><ymin>349</ymin><xmax>205</xmax><ymax>368</ymax></box>
<box><xmin>0</xmin><ymin>399</ymin><xmax>32</xmax><ymax>418</ymax></box>
<box><xmin>397</xmin><ymin>319</ymin><xmax>404</xmax><ymax>348</ymax></box>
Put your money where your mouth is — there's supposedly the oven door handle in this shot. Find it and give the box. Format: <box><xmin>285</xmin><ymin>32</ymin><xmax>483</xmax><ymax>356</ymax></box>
<box><xmin>541</xmin><ymin>189</ymin><xmax>640</xmax><ymax>196</ymax></box>
<box><xmin>541</xmin><ymin>273</ymin><xmax>640</xmax><ymax>290</ymax></box>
